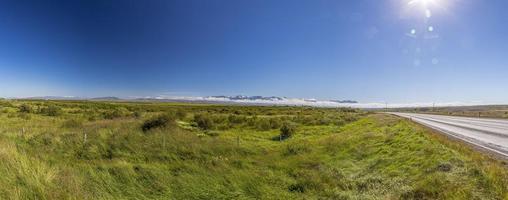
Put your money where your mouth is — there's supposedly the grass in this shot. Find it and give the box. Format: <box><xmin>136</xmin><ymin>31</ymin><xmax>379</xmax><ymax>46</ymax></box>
<box><xmin>0</xmin><ymin>100</ymin><xmax>506</xmax><ymax>199</ymax></box>
<box><xmin>390</xmin><ymin>105</ymin><xmax>508</xmax><ymax>119</ymax></box>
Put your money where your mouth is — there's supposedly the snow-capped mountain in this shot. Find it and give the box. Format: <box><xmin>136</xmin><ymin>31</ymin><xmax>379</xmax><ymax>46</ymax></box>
<box><xmin>134</xmin><ymin>95</ymin><xmax>358</xmax><ymax>107</ymax></box>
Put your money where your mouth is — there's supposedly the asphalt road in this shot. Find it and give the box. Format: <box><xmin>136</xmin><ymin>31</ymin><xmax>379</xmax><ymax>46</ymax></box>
<box><xmin>390</xmin><ymin>112</ymin><xmax>508</xmax><ymax>158</ymax></box>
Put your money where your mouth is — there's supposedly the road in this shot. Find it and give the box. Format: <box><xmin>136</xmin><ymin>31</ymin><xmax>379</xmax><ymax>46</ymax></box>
<box><xmin>390</xmin><ymin>112</ymin><xmax>508</xmax><ymax>158</ymax></box>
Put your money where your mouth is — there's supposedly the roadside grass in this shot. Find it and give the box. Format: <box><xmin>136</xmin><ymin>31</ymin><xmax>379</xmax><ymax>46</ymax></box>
<box><xmin>0</xmin><ymin>100</ymin><xmax>506</xmax><ymax>199</ymax></box>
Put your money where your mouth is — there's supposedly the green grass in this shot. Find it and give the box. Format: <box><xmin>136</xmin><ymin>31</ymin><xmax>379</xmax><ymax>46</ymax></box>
<box><xmin>0</xmin><ymin>100</ymin><xmax>506</xmax><ymax>199</ymax></box>
<box><xmin>390</xmin><ymin>105</ymin><xmax>508</xmax><ymax>119</ymax></box>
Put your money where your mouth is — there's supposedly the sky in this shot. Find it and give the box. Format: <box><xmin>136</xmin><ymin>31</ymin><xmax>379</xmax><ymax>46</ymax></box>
<box><xmin>0</xmin><ymin>0</ymin><xmax>507</xmax><ymax>104</ymax></box>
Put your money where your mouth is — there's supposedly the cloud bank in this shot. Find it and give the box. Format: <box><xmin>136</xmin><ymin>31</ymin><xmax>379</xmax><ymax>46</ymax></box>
<box><xmin>141</xmin><ymin>95</ymin><xmax>491</xmax><ymax>109</ymax></box>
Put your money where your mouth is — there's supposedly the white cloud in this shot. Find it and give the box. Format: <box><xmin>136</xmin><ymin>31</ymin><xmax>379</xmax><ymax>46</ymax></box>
<box><xmin>146</xmin><ymin>95</ymin><xmax>492</xmax><ymax>109</ymax></box>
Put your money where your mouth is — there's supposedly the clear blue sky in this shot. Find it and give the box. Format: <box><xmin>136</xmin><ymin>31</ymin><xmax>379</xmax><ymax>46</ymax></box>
<box><xmin>0</xmin><ymin>0</ymin><xmax>507</xmax><ymax>103</ymax></box>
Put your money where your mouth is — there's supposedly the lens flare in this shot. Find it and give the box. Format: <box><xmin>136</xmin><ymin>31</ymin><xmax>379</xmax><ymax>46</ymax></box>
<box><xmin>408</xmin><ymin>0</ymin><xmax>438</xmax><ymax>7</ymax></box>
<box><xmin>407</xmin><ymin>0</ymin><xmax>449</xmax><ymax>12</ymax></box>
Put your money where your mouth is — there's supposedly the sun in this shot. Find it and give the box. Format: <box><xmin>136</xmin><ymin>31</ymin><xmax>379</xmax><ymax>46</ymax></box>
<box><xmin>408</xmin><ymin>0</ymin><xmax>437</xmax><ymax>7</ymax></box>
<box><xmin>406</xmin><ymin>0</ymin><xmax>447</xmax><ymax>18</ymax></box>
<box><xmin>407</xmin><ymin>0</ymin><xmax>448</xmax><ymax>10</ymax></box>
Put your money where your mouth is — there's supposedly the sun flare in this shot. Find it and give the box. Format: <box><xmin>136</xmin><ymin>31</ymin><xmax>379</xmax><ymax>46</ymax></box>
<box><xmin>408</xmin><ymin>0</ymin><xmax>437</xmax><ymax>7</ymax></box>
<box><xmin>407</xmin><ymin>0</ymin><xmax>448</xmax><ymax>11</ymax></box>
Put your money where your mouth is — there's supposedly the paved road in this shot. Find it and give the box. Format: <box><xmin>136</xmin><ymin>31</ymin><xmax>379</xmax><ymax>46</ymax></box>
<box><xmin>390</xmin><ymin>112</ymin><xmax>508</xmax><ymax>158</ymax></box>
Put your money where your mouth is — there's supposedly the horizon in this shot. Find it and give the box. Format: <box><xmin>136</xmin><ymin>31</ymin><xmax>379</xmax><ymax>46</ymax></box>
<box><xmin>1</xmin><ymin>94</ymin><xmax>500</xmax><ymax>109</ymax></box>
<box><xmin>0</xmin><ymin>0</ymin><xmax>507</xmax><ymax>103</ymax></box>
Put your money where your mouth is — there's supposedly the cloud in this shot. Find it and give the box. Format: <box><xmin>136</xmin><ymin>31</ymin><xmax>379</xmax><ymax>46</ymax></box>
<box><xmin>146</xmin><ymin>95</ymin><xmax>491</xmax><ymax>109</ymax></box>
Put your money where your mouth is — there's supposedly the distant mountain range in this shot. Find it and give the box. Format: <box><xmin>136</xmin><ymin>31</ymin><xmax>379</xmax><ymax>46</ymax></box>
<box><xmin>23</xmin><ymin>96</ymin><xmax>121</xmax><ymax>101</ymax></box>
<box><xmin>24</xmin><ymin>96</ymin><xmax>85</xmax><ymax>100</ymax></box>
<box><xmin>13</xmin><ymin>95</ymin><xmax>489</xmax><ymax>109</ymax></box>
<box><xmin>209</xmin><ymin>95</ymin><xmax>357</xmax><ymax>104</ymax></box>
<box><xmin>90</xmin><ymin>97</ymin><xmax>121</xmax><ymax>100</ymax></box>
<box><xmin>20</xmin><ymin>95</ymin><xmax>358</xmax><ymax>107</ymax></box>
<box><xmin>134</xmin><ymin>95</ymin><xmax>358</xmax><ymax>107</ymax></box>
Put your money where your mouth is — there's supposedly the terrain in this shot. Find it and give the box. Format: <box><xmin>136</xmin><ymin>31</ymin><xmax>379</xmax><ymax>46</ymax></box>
<box><xmin>0</xmin><ymin>99</ymin><xmax>507</xmax><ymax>199</ymax></box>
<box><xmin>391</xmin><ymin>105</ymin><xmax>508</xmax><ymax>119</ymax></box>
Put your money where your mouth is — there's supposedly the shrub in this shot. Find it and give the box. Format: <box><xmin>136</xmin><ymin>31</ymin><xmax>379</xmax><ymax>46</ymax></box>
<box><xmin>175</xmin><ymin>109</ymin><xmax>187</xmax><ymax>120</ymax></box>
<box><xmin>133</xmin><ymin>111</ymin><xmax>143</xmax><ymax>118</ymax></box>
<box><xmin>142</xmin><ymin>114</ymin><xmax>176</xmax><ymax>132</ymax></box>
<box><xmin>269</xmin><ymin>118</ymin><xmax>282</xmax><ymax>129</ymax></box>
<box><xmin>19</xmin><ymin>104</ymin><xmax>33</xmax><ymax>113</ymax></box>
<box><xmin>17</xmin><ymin>112</ymin><xmax>31</xmax><ymax>120</ymax></box>
<box><xmin>40</xmin><ymin>105</ymin><xmax>62</xmax><ymax>116</ymax></box>
<box><xmin>0</xmin><ymin>99</ymin><xmax>13</xmax><ymax>107</ymax></box>
<box><xmin>228</xmin><ymin>114</ymin><xmax>246</xmax><ymax>125</ymax></box>
<box><xmin>256</xmin><ymin>118</ymin><xmax>272</xmax><ymax>131</ymax></box>
<box><xmin>205</xmin><ymin>131</ymin><xmax>220</xmax><ymax>137</ymax></box>
<box><xmin>103</xmin><ymin>110</ymin><xmax>123</xmax><ymax>119</ymax></box>
<box><xmin>283</xmin><ymin>142</ymin><xmax>311</xmax><ymax>156</ymax></box>
<box><xmin>102</xmin><ymin>107</ymin><xmax>131</xmax><ymax>119</ymax></box>
<box><xmin>333</xmin><ymin>119</ymin><xmax>346</xmax><ymax>126</ymax></box>
<box><xmin>62</xmin><ymin>119</ymin><xmax>83</xmax><ymax>128</ymax></box>
<box><xmin>194</xmin><ymin>114</ymin><xmax>213</xmax><ymax>130</ymax></box>
<box><xmin>280</xmin><ymin>122</ymin><xmax>297</xmax><ymax>140</ymax></box>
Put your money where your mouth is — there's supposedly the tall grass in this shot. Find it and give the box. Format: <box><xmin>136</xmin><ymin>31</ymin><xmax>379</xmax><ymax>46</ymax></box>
<box><xmin>0</xmin><ymin>100</ymin><xmax>506</xmax><ymax>199</ymax></box>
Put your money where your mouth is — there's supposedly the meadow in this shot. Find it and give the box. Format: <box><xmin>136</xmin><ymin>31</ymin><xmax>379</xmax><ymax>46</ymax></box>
<box><xmin>0</xmin><ymin>99</ymin><xmax>507</xmax><ymax>199</ymax></box>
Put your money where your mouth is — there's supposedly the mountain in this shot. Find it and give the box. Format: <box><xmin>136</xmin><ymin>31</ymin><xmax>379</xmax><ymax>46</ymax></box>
<box><xmin>91</xmin><ymin>97</ymin><xmax>121</xmax><ymax>101</ymax></box>
<box><xmin>134</xmin><ymin>95</ymin><xmax>359</xmax><ymax>107</ymax></box>
<box><xmin>22</xmin><ymin>96</ymin><xmax>122</xmax><ymax>101</ymax></box>
<box><xmin>17</xmin><ymin>95</ymin><xmax>358</xmax><ymax>107</ymax></box>
<box><xmin>23</xmin><ymin>96</ymin><xmax>85</xmax><ymax>100</ymax></box>
<box><xmin>209</xmin><ymin>95</ymin><xmax>284</xmax><ymax>101</ymax></box>
<box><xmin>330</xmin><ymin>100</ymin><xmax>358</xmax><ymax>104</ymax></box>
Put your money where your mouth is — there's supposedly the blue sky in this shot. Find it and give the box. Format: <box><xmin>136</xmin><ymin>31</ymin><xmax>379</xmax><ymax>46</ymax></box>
<box><xmin>0</xmin><ymin>0</ymin><xmax>507</xmax><ymax>103</ymax></box>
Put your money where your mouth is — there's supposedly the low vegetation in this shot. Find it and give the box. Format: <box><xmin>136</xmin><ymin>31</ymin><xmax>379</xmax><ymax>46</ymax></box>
<box><xmin>279</xmin><ymin>122</ymin><xmax>297</xmax><ymax>140</ymax></box>
<box><xmin>392</xmin><ymin>105</ymin><xmax>508</xmax><ymax>119</ymax></box>
<box><xmin>0</xmin><ymin>99</ymin><xmax>506</xmax><ymax>199</ymax></box>
<box><xmin>142</xmin><ymin>114</ymin><xmax>176</xmax><ymax>132</ymax></box>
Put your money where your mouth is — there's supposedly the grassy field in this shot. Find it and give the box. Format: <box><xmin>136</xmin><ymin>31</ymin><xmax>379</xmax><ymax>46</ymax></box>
<box><xmin>0</xmin><ymin>99</ymin><xmax>507</xmax><ymax>199</ymax></box>
<box><xmin>390</xmin><ymin>105</ymin><xmax>508</xmax><ymax>119</ymax></box>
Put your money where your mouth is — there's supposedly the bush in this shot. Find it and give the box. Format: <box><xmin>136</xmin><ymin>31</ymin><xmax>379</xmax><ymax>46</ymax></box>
<box><xmin>175</xmin><ymin>109</ymin><xmax>187</xmax><ymax>120</ymax></box>
<box><xmin>256</xmin><ymin>118</ymin><xmax>272</xmax><ymax>131</ymax></box>
<box><xmin>280</xmin><ymin>122</ymin><xmax>297</xmax><ymax>140</ymax></box>
<box><xmin>62</xmin><ymin>119</ymin><xmax>83</xmax><ymax>128</ymax></box>
<box><xmin>17</xmin><ymin>112</ymin><xmax>31</xmax><ymax>120</ymax></box>
<box><xmin>228</xmin><ymin>114</ymin><xmax>246</xmax><ymax>125</ymax></box>
<box><xmin>269</xmin><ymin>118</ymin><xmax>282</xmax><ymax>129</ymax></box>
<box><xmin>103</xmin><ymin>110</ymin><xmax>123</xmax><ymax>119</ymax></box>
<box><xmin>142</xmin><ymin>114</ymin><xmax>176</xmax><ymax>132</ymax></box>
<box><xmin>133</xmin><ymin>111</ymin><xmax>143</xmax><ymax>118</ymax></box>
<box><xmin>0</xmin><ymin>99</ymin><xmax>13</xmax><ymax>107</ymax></box>
<box><xmin>194</xmin><ymin>114</ymin><xmax>214</xmax><ymax>130</ymax></box>
<box><xmin>19</xmin><ymin>104</ymin><xmax>33</xmax><ymax>113</ymax></box>
<box><xmin>283</xmin><ymin>142</ymin><xmax>311</xmax><ymax>156</ymax></box>
<box><xmin>40</xmin><ymin>105</ymin><xmax>62</xmax><ymax>116</ymax></box>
